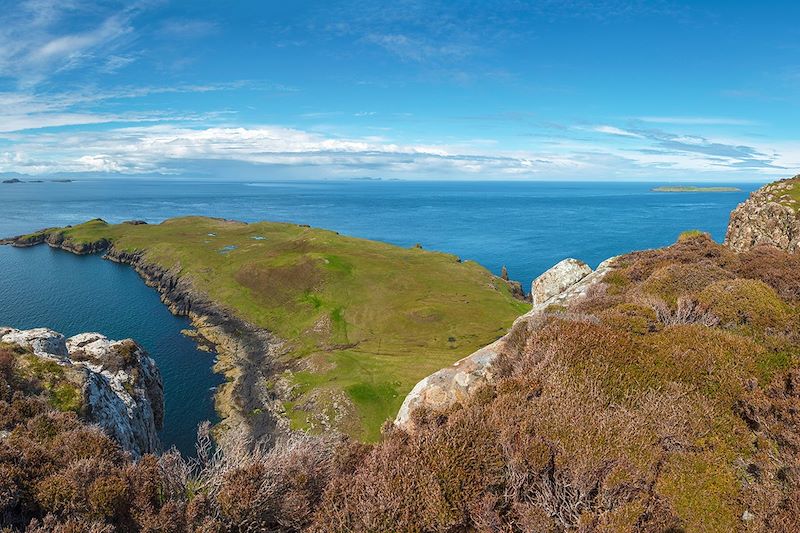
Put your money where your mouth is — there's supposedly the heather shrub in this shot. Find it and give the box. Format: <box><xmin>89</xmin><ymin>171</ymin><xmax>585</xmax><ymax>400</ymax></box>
<box><xmin>598</xmin><ymin>303</ymin><xmax>660</xmax><ymax>334</ymax></box>
<box><xmin>734</xmin><ymin>245</ymin><xmax>800</xmax><ymax>302</ymax></box>
<box><xmin>697</xmin><ymin>278</ymin><xmax>792</xmax><ymax>330</ymax></box>
<box><xmin>620</xmin><ymin>233</ymin><xmax>736</xmax><ymax>283</ymax></box>
<box><xmin>1</xmin><ymin>219</ymin><xmax>799</xmax><ymax>531</ymax></box>
<box><xmin>639</xmin><ymin>261</ymin><xmax>731</xmax><ymax>306</ymax></box>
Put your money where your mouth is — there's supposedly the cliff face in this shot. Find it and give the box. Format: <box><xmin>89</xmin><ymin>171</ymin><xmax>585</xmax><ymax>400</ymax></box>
<box><xmin>725</xmin><ymin>175</ymin><xmax>800</xmax><ymax>253</ymax></box>
<box><xmin>0</xmin><ymin>327</ymin><xmax>164</xmax><ymax>457</ymax></box>
<box><xmin>102</xmin><ymin>246</ymin><xmax>285</xmax><ymax>451</ymax></box>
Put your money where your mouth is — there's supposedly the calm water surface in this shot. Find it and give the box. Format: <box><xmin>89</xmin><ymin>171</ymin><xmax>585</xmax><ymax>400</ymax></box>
<box><xmin>0</xmin><ymin>179</ymin><xmax>760</xmax><ymax>453</ymax></box>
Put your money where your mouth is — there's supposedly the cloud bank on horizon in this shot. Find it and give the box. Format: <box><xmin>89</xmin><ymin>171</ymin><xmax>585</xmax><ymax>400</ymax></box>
<box><xmin>0</xmin><ymin>0</ymin><xmax>798</xmax><ymax>181</ymax></box>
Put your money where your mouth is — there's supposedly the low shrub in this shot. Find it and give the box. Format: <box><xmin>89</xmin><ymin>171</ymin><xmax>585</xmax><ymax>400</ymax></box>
<box><xmin>697</xmin><ymin>278</ymin><xmax>792</xmax><ymax>330</ymax></box>
<box><xmin>640</xmin><ymin>261</ymin><xmax>731</xmax><ymax>306</ymax></box>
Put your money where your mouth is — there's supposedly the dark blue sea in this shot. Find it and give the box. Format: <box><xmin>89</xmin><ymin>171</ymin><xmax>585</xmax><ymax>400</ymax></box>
<box><xmin>0</xmin><ymin>179</ymin><xmax>760</xmax><ymax>454</ymax></box>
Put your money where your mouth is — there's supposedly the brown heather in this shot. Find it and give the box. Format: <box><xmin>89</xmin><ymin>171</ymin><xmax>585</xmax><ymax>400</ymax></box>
<box><xmin>0</xmin><ymin>234</ymin><xmax>799</xmax><ymax>531</ymax></box>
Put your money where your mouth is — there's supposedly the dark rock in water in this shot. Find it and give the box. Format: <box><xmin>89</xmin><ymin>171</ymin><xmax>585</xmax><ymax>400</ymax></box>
<box><xmin>0</xmin><ymin>327</ymin><xmax>164</xmax><ymax>457</ymax></box>
<box><xmin>2</xmin><ymin>178</ymin><xmax>22</xmax><ymax>184</ymax></box>
<box><xmin>505</xmin><ymin>279</ymin><xmax>527</xmax><ymax>301</ymax></box>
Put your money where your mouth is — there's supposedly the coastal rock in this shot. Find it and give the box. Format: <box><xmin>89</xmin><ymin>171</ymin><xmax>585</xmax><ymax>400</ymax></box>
<box><xmin>396</xmin><ymin>256</ymin><xmax>618</xmax><ymax>428</ymax></box>
<box><xmin>530</xmin><ymin>258</ymin><xmax>592</xmax><ymax>305</ymax></box>
<box><xmin>0</xmin><ymin>327</ymin><xmax>164</xmax><ymax>457</ymax></box>
<box><xmin>0</xmin><ymin>327</ymin><xmax>69</xmax><ymax>358</ymax></box>
<box><xmin>725</xmin><ymin>175</ymin><xmax>800</xmax><ymax>253</ymax></box>
<box><xmin>2</xmin><ymin>229</ymin><xmax>285</xmax><ymax>452</ymax></box>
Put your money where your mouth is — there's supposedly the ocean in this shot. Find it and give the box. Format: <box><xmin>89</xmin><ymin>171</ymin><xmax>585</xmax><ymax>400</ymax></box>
<box><xmin>0</xmin><ymin>178</ymin><xmax>759</xmax><ymax>454</ymax></box>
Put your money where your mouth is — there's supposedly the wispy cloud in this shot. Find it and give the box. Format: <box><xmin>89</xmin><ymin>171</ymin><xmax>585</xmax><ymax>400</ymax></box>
<box><xmin>0</xmin><ymin>81</ymin><xmax>281</xmax><ymax>133</ymax></box>
<box><xmin>0</xmin><ymin>0</ymin><xmax>140</xmax><ymax>87</ymax></box>
<box><xmin>158</xmin><ymin>19</ymin><xmax>219</xmax><ymax>40</ymax></box>
<box><xmin>591</xmin><ymin>122</ymin><xmax>788</xmax><ymax>172</ymax></box>
<box><xmin>362</xmin><ymin>33</ymin><xmax>474</xmax><ymax>63</ymax></box>
<box><xmin>591</xmin><ymin>125</ymin><xmax>642</xmax><ymax>137</ymax></box>
<box><xmin>635</xmin><ymin>116</ymin><xmax>758</xmax><ymax>126</ymax></box>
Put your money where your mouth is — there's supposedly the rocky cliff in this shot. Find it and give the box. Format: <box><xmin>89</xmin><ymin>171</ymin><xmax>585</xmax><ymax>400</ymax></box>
<box><xmin>0</xmin><ymin>327</ymin><xmax>164</xmax><ymax>457</ymax></box>
<box><xmin>395</xmin><ymin>256</ymin><xmax>618</xmax><ymax>427</ymax></box>
<box><xmin>1</xmin><ymin>229</ymin><xmax>285</xmax><ymax>451</ymax></box>
<box><xmin>725</xmin><ymin>175</ymin><xmax>800</xmax><ymax>253</ymax></box>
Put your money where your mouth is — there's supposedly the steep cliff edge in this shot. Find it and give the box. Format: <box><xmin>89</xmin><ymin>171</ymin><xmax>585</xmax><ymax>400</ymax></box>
<box><xmin>0</xmin><ymin>327</ymin><xmax>163</xmax><ymax>457</ymax></box>
<box><xmin>725</xmin><ymin>175</ymin><xmax>800</xmax><ymax>253</ymax></box>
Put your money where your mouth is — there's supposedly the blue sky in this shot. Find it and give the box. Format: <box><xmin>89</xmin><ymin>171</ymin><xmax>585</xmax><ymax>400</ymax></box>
<box><xmin>0</xmin><ymin>0</ymin><xmax>798</xmax><ymax>181</ymax></box>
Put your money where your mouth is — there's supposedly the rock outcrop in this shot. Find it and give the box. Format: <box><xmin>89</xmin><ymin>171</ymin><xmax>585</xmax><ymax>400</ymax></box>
<box><xmin>725</xmin><ymin>175</ymin><xmax>800</xmax><ymax>253</ymax></box>
<box><xmin>1</xmin><ymin>229</ymin><xmax>286</xmax><ymax>452</ymax></box>
<box><xmin>0</xmin><ymin>327</ymin><xmax>164</xmax><ymax>457</ymax></box>
<box><xmin>530</xmin><ymin>258</ymin><xmax>592</xmax><ymax>305</ymax></box>
<box><xmin>395</xmin><ymin>256</ymin><xmax>618</xmax><ymax>427</ymax></box>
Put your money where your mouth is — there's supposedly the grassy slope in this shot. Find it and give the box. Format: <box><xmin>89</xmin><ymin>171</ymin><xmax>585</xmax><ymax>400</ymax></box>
<box><xmin>31</xmin><ymin>217</ymin><xmax>529</xmax><ymax>440</ymax></box>
<box><xmin>775</xmin><ymin>176</ymin><xmax>800</xmax><ymax>211</ymax></box>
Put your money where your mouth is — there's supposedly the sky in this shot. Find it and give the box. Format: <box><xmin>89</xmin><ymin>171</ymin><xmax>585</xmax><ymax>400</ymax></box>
<box><xmin>0</xmin><ymin>0</ymin><xmax>799</xmax><ymax>181</ymax></box>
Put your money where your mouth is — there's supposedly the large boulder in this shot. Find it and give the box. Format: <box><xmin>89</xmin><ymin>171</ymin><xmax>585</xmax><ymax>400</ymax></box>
<box><xmin>0</xmin><ymin>327</ymin><xmax>69</xmax><ymax>358</ymax></box>
<box><xmin>0</xmin><ymin>328</ymin><xmax>164</xmax><ymax>457</ymax></box>
<box><xmin>725</xmin><ymin>176</ymin><xmax>800</xmax><ymax>253</ymax></box>
<box><xmin>530</xmin><ymin>258</ymin><xmax>592</xmax><ymax>305</ymax></box>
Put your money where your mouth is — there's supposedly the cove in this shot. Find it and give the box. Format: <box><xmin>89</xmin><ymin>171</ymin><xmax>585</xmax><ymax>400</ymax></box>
<box><xmin>0</xmin><ymin>244</ymin><xmax>223</xmax><ymax>456</ymax></box>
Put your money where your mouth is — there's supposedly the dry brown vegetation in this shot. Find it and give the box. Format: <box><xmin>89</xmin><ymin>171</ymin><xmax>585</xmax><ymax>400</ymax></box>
<box><xmin>2</xmin><ymin>234</ymin><xmax>799</xmax><ymax>531</ymax></box>
<box><xmin>308</xmin><ymin>235</ymin><xmax>800</xmax><ymax>532</ymax></box>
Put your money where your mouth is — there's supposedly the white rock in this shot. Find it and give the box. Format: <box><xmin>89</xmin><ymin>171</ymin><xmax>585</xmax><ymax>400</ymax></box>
<box><xmin>530</xmin><ymin>258</ymin><xmax>592</xmax><ymax>305</ymax></box>
<box><xmin>0</xmin><ymin>327</ymin><xmax>68</xmax><ymax>358</ymax></box>
<box><xmin>1</xmin><ymin>327</ymin><xmax>163</xmax><ymax>457</ymax></box>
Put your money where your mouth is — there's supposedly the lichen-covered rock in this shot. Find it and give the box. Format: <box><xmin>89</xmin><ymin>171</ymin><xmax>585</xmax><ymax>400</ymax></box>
<box><xmin>0</xmin><ymin>327</ymin><xmax>69</xmax><ymax>358</ymax></box>
<box><xmin>725</xmin><ymin>176</ymin><xmax>800</xmax><ymax>253</ymax></box>
<box><xmin>396</xmin><ymin>256</ymin><xmax>618</xmax><ymax>428</ymax></box>
<box><xmin>530</xmin><ymin>258</ymin><xmax>592</xmax><ymax>305</ymax></box>
<box><xmin>0</xmin><ymin>327</ymin><xmax>164</xmax><ymax>457</ymax></box>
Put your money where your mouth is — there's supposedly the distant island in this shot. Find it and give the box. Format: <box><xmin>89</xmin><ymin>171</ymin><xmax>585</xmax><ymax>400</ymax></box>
<box><xmin>1</xmin><ymin>178</ymin><xmax>72</xmax><ymax>184</ymax></box>
<box><xmin>652</xmin><ymin>185</ymin><xmax>742</xmax><ymax>192</ymax></box>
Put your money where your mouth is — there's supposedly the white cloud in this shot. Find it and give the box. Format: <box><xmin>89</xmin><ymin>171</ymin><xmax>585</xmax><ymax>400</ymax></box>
<box><xmin>77</xmin><ymin>154</ymin><xmax>123</xmax><ymax>172</ymax></box>
<box><xmin>0</xmin><ymin>1</ymin><xmax>138</xmax><ymax>86</ymax></box>
<box><xmin>3</xmin><ymin>121</ymin><xmax>795</xmax><ymax>181</ymax></box>
<box><xmin>636</xmin><ymin>116</ymin><xmax>757</xmax><ymax>126</ymax></box>
<box><xmin>592</xmin><ymin>125</ymin><xmax>642</xmax><ymax>138</ymax></box>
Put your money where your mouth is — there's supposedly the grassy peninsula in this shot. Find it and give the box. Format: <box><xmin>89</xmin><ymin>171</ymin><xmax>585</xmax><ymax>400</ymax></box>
<box><xmin>17</xmin><ymin>217</ymin><xmax>529</xmax><ymax>440</ymax></box>
<box><xmin>652</xmin><ymin>185</ymin><xmax>742</xmax><ymax>192</ymax></box>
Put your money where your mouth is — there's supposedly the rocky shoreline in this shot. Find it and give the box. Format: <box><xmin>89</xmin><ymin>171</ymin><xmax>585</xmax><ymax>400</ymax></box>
<box><xmin>0</xmin><ymin>327</ymin><xmax>163</xmax><ymax>457</ymax></box>
<box><xmin>1</xmin><ymin>232</ymin><xmax>290</xmax><ymax>451</ymax></box>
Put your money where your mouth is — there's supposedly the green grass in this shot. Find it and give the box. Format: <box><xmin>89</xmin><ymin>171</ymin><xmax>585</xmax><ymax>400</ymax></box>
<box><xmin>34</xmin><ymin>217</ymin><xmax>529</xmax><ymax>440</ymax></box>
<box><xmin>677</xmin><ymin>229</ymin><xmax>709</xmax><ymax>241</ymax></box>
<box><xmin>18</xmin><ymin>354</ymin><xmax>82</xmax><ymax>412</ymax></box>
<box><xmin>774</xmin><ymin>177</ymin><xmax>800</xmax><ymax>212</ymax></box>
